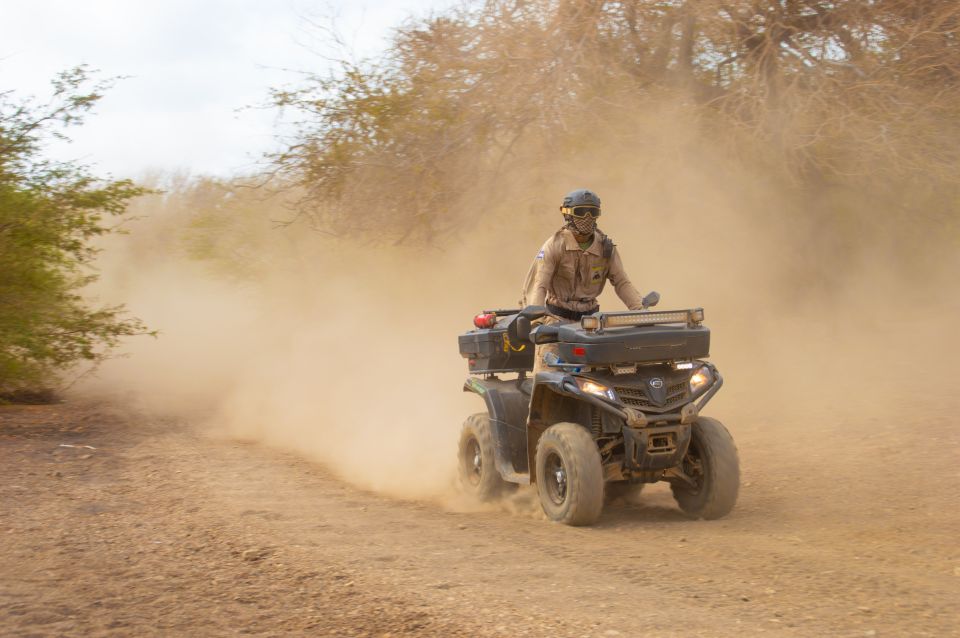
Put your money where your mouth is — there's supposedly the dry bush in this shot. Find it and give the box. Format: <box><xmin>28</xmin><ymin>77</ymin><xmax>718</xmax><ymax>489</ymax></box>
<box><xmin>267</xmin><ymin>0</ymin><xmax>959</xmax><ymax>279</ymax></box>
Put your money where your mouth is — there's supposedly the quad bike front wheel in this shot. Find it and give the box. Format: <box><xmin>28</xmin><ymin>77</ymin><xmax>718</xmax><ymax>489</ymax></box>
<box><xmin>458</xmin><ymin>413</ymin><xmax>511</xmax><ymax>501</ymax></box>
<box><xmin>535</xmin><ymin>422</ymin><xmax>604</xmax><ymax>526</ymax></box>
<box><xmin>671</xmin><ymin>417</ymin><xmax>740</xmax><ymax>519</ymax></box>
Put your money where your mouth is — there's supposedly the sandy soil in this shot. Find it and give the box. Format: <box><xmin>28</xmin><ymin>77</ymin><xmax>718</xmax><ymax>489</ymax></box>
<box><xmin>1</xmin><ymin>399</ymin><xmax>958</xmax><ymax>637</ymax></box>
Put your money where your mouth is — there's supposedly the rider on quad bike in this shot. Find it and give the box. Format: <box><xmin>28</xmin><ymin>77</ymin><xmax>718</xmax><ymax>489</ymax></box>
<box><xmin>519</xmin><ymin>188</ymin><xmax>646</xmax><ymax>374</ymax></box>
<box><xmin>458</xmin><ymin>188</ymin><xmax>740</xmax><ymax>526</ymax></box>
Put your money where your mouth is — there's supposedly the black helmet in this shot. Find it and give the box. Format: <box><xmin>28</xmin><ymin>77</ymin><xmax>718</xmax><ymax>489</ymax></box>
<box><xmin>561</xmin><ymin>188</ymin><xmax>601</xmax><ymax>209</ymax></box>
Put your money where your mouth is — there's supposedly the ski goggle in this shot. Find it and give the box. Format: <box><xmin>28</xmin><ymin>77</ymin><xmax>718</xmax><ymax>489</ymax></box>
<box><xmin>564</xmin><ymin>206</ymin><xmax>601</xmax><ymax>218</ymax></box>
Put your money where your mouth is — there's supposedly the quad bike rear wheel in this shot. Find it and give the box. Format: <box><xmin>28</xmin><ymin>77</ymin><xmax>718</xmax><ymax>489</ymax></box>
<box><xmin>535</xmin><ymin>422</ymin><xmax>604</xmax><ymax>526</ymax></box>
<box><xmin>671</xmin><ymin>417</ymin><xmax>740</xmax><ymax>519</ymax></box>
<box><xmin>458</xmin><ymin>413</ymin><xmax>510</xmax><ymax>501</ymax></box>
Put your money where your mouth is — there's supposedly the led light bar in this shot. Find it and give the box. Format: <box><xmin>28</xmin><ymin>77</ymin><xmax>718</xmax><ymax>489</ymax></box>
<box><xmin>581</xmin><ymin>308</ymin><xmax>704</xmax><ymax>331</ymax></box>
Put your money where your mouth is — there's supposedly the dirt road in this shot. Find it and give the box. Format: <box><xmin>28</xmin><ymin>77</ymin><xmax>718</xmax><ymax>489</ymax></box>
<box><xmin>1</xmin><ymin>400</ymin><xmax>958</xmax><ymax>637</ymax></box>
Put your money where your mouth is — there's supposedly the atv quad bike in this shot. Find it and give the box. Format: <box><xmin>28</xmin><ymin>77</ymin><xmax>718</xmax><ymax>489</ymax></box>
<box><xmin>457</xmin><ymin>294</ymin><xmax>739</xmax><ymax>526</ymax></box>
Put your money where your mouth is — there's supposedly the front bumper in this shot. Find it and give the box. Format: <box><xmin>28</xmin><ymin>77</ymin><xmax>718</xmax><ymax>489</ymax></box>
<box><xmin>622</xmin><ymin>423</ymin><xmax>691</xmax><ymax>472</ymax></box>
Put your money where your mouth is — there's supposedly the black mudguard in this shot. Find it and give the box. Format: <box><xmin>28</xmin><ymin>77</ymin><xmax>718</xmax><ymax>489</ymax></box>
<box><xmin>463</xmin><ymin>377</ymin><xmax>532</xmax><ymax>482</ymax></box>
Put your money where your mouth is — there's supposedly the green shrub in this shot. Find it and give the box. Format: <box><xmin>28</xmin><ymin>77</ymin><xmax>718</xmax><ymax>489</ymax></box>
<box><xmin>0</xmin><ymin>67</ymin><xmax>151</xmax><ymax>396</ymax></box>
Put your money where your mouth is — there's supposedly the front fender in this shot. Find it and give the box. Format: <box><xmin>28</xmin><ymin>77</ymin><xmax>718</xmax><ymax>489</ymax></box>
<box><xmin>463</xmin><ymin>377</ymin><xmax>531</xmax><ymax>480</ymax></box>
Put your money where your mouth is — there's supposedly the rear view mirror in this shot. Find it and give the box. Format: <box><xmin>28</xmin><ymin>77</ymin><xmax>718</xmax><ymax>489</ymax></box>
<box><xmin>642</xmin><ymin>291</ymin><xmax>660</xmax><ymax>309</ymax></box>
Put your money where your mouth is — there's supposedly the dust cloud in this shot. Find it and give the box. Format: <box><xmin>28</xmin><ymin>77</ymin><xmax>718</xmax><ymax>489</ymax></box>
<box><xmin>81</xmin><ymin>211</ymin><xmax>543</xmax><ymax>499</ymax></box>
<box><xmin>77</xmin><ymin>104</ymin><xmax>959</xmax><ymax>505</ymax></box>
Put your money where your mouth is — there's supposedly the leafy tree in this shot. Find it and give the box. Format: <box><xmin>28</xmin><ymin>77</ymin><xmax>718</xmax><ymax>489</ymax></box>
<box><xmin>0</xmin><ymin>66</ymin><xmax>150</xmax><ymax>397</ymax></box>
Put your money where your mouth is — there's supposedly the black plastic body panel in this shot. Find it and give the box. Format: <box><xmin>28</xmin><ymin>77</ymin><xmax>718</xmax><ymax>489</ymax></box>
<box><xmin>463</xmin><ymin>378</ymin><xmax>531</xmax><ymax>475</ymax></box>
<box><xmin>527</xmin><ymin>371</ymin><xmax>597</xmax><ymax>435</ymax></box>
<box><xmin>555</xmin><ymin>324</ymin><xmax>709</xmax><ymax>365</ymax></box>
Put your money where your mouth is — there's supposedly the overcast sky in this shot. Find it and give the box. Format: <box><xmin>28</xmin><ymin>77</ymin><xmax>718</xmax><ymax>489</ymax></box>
<box><xmin>2</xmin><ymin>0</ymin><xmax>455</xmax><ymax>179</ymax></box>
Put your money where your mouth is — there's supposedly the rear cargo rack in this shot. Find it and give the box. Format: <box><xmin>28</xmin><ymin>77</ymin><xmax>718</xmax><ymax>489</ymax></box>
<box><xmin>481</xmin><ymin>308</ymin><xmax>522</xmax><ymax>317</ymax></box>
<box><xmin>582</xmin><ymin>308</ymin><xmax>704</xmax><ymax>333</ymax></box>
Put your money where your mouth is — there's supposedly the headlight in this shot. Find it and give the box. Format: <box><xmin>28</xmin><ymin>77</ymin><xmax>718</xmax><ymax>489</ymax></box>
<box><xmin>574</xmin><ymin>377</ymin><xmax>617</xmax><ymax>401</ymax></box>
<box><xmin>689</xmin><ymin>366</ymin><xmax>713</xmax><ymax>394</ymax></box>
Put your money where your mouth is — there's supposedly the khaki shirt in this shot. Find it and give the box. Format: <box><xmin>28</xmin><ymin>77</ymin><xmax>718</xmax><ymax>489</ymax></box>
<box><xmin>520</xmin><ymin>227</ymin><xmax>644</xmax><ymax>312</ymax></box>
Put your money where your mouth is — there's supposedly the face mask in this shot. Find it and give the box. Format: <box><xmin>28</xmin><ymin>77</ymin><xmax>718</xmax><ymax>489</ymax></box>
<box><xmin>566</xmin><ymin>214</ymin><xmax>597</xmax><ymax>236</ymax></box>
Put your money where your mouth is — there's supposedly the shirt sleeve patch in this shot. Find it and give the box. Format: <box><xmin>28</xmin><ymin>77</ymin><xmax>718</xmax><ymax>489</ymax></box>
<box><xmin>536</xmin><ymin>249</ymin><xmax>545</xmax><ymax>260</ymax></box>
